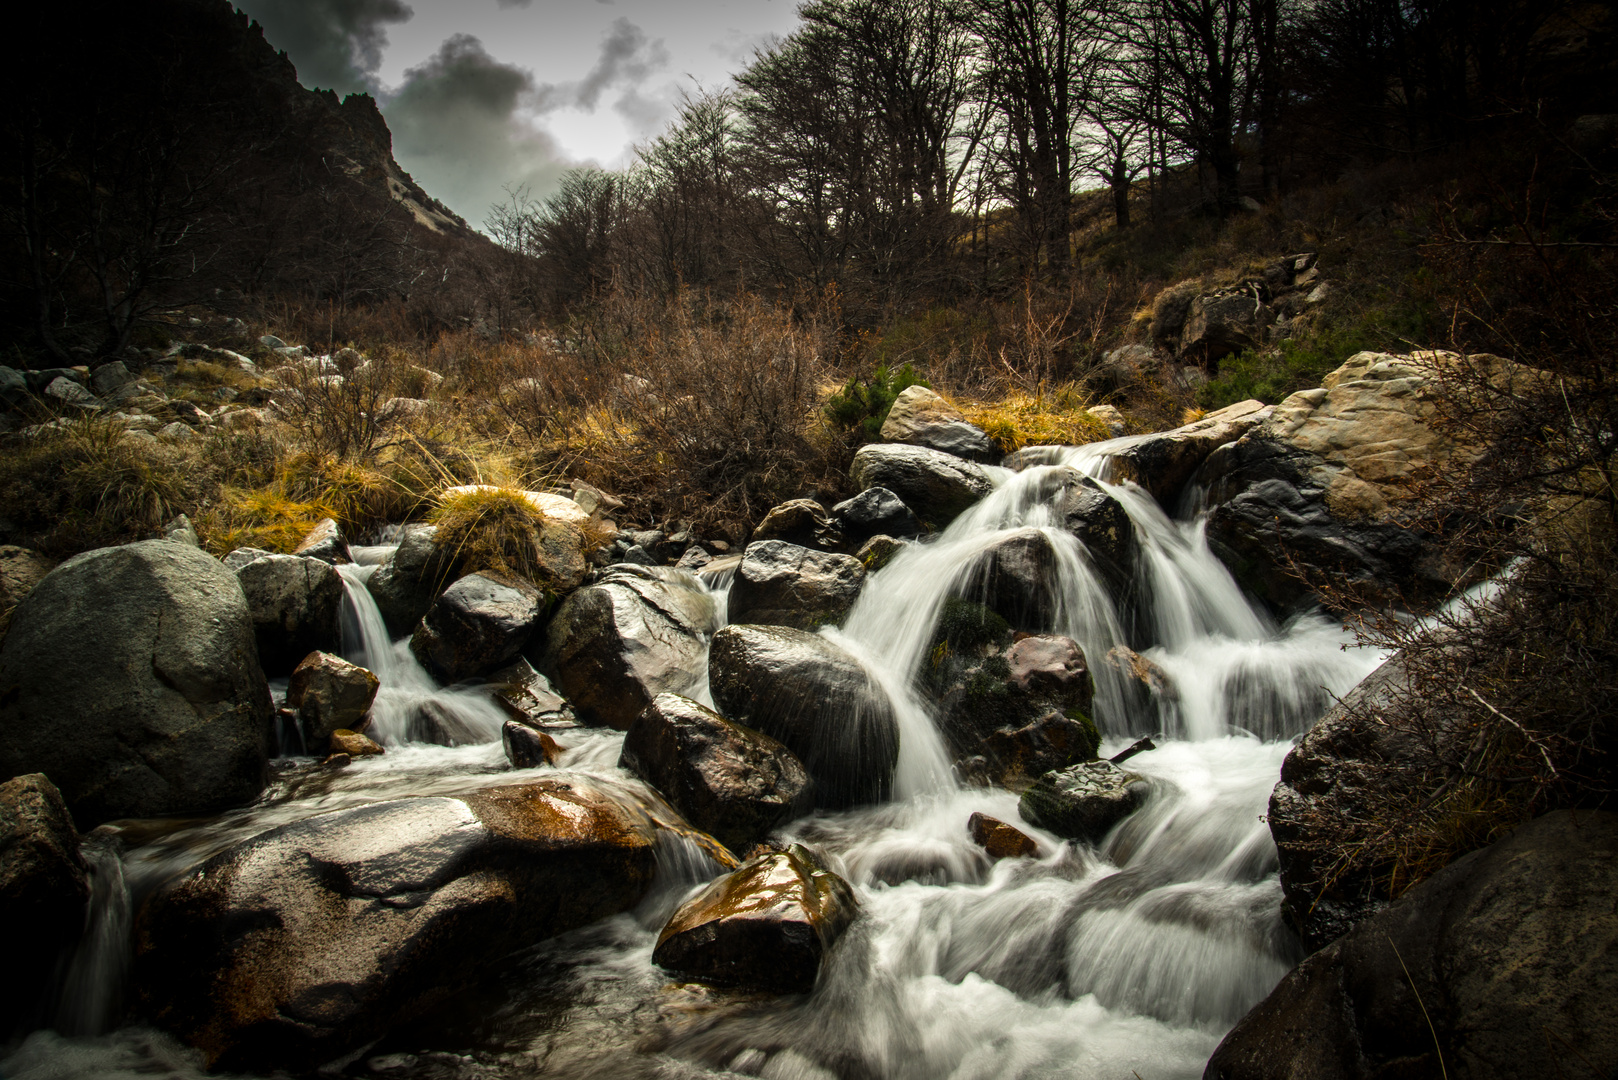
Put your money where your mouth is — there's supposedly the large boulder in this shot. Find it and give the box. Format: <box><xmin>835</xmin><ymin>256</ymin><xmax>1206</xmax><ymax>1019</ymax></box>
<box><xmin>0</xmin><ymin>540</ymin><xmax>274</xmax><ymax>827</ymax></box>
<box><xmin>367</xmin><ymin>525</ymin><xmax>456</xmax><ymax>637</ymax></box>
<box><xmin>1018</xmin><ymin>761</ymin><xmax>1146</xmax><ymax>844</ymax></box>
<box><xmin>879</xmin><ymin>385</ymin><xmax>997</xmax><ymax>463</ymax></box>
<box><xmin>285</xmin><ymin>652</ymin><xmax>379</xmax><ymax>748</ymax></box>
<box><xmin>1105</xmin><ymin>399</ymin><xmax>1270</xmax><ymax>507</ymax></box>
<box><xmin>849</xmin><ymin>444</ymin><xmax>995</xmax><ymax>529</ymax></box>
<box><xmin>832</xmin><ymin>486</ymin><xmax>921</xmax><ymax>544</ymax></box>
<box><xmin>233</xmin><ymin>553</ymin><xmax>345</xmax><ymax>676</ymax></box>
<box><xmin>410</xmin><ymin>571</ymin><xmax>544</xmax><ymax>683</ymax></box>
<box><xmin>1205</xmin><ymin>810</ymin><xmax>1618</xmax><ymax>1080</ymax></box>
<box><xmin>620</xmin><ymin>693</ymin><xmax>812</xmax><ymax>854</ymax></box>
<box><xmin>708</xmin><ymin>624</ymin><xmax>899</xmax><ymax>808</ymax></box>
<box><xmin>135</xmin><ymin>778</ymin><xmax>659</xmax><ymax>1071</ymax></box>
<box><xmin>539</xmin><ymin>565</ymin><xmax>720</xmax><ymax>729</ymax></box>
<box><xmin>958</xmin><ymin>527</ymin><xmax>1061</xmax><ymax>632</ymax></box>
<box><xmin>727</xmin><ymin>540</ymin><xmax>866</xmax><ymax>630</ymax></box>
<box><xmin>751</xmin><ymin>499</ymin><xmax>843</xmax><ymax>550</ymax></box>
<box><xmin>1180</xmin><ymin>290</ymin><xmax>1273</xmax><ymax>362</ymax></box>
<box><xmin>292</xmin><ymin>518</ymin><xmax>351</xmax><ymax>566</ymax></box>
<box><xmin>652</xmin><ymin>845</ymin><xmax>857</xmax><ymax>993</ymax></box>
<box><xmin>0</xmin><ymin>773</ymin><xmax>89</xmax><ymax>1031</ymax></box>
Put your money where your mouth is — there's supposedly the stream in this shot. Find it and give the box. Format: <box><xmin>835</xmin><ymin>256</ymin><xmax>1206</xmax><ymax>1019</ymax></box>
<box><xmin>3</xmin><ymin>436</ymin><xmax>1385</xmax><ymax>1080</ymax></box>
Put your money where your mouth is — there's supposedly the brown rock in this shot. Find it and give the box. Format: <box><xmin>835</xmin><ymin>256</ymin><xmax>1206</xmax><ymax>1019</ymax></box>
<box><xmin>0</xmin><ymin>546</ymin><xmax>56</xmax><ymax>616</ymax></box>
<box><xmin>286</xmin><ymin>651</ymin><xmax>380</xmax><ymax>747</ymax></box>
<box><xmin>292</xmin><ymin>518</ymin><xmax>351</xmax><ymax>565</ymax></box>
<box><xmin>1006</xmin><ymin>635</ymin><xmax>1091</xmax><ymax>697</ymax></box>
<box><xmin>328</xmin><ymin>729</ymin><xmax>384</xmax><ymax>757</ymax></box>
<box><xmin>1</xmin><ymin>773</ymin><xmax>89</xmax><ymax>1029</ymax></box>
<box><xmin>502</xmin><ymin>720</ymin><xmax>562</xmax><ymax>768</ymax></box>
<box><xmin>968</xmin><ymin>812</ymin><xmax>1039</xmax><ymax>859</ymax></box>
<box><xmin>750</xmin><ymin>498</ymin><xmax>842</xmax><ymax>550</ymax></box>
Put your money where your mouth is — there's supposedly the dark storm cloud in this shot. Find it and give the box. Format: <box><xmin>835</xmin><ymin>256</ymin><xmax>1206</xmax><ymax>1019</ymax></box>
<box><xmin>237</xmin><ymin>0</ymin><xmax>413</xmax><ymax>94</ymax></box>
<box><xmin>573</xmin><ymin>18</ymin><xmax>670</xmax><ymax>109</ymax></box>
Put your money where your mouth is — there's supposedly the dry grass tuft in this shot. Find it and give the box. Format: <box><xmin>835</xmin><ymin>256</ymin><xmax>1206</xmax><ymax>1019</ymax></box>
<box><xmin>428</xmin><ymin>486</ymin><xmax>550</xmax><ymax>585</ymax></box>
<box><xmin>959</xmin><ymin>384</ymin><xmax>1113</xmax><ymax>453</ymax></box>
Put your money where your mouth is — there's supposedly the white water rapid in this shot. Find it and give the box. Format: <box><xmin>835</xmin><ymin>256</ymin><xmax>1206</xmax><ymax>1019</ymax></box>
<box><xmin>4</xmin><ymin>436</ymin><xmax>1388</xmax><ymax>1080</ymax></box>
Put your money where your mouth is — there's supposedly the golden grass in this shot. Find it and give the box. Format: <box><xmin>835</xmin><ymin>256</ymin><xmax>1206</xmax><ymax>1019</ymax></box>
<box><xmin>958</xmin><ymin>383</ymin><xmax>1114</xmax><ymax>453</ymax></box>
<box><xmin>428</xmin><ymin>486</ymin><xmax>550</xmax><ymax>584</ymax></box>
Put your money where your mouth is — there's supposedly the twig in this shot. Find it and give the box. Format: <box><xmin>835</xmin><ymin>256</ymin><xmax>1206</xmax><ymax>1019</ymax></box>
<box><xmin>1386</xmin><ymin>934</ymin><xmax>1448</xmax><ymax>1080</ymax></box>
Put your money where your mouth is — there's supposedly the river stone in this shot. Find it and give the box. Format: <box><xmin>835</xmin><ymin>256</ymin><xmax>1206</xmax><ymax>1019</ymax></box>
<box><xmin>135</xmin><ymin>779</ymin><xmax>659</xmax><ymax>1071</ymax></box>
<box><xmin>367</xmin><ymin>525</ymin><xmax>456</xmax><ymax>637</ymax></box>
<box><xmin>879</xmin><ymin>385</ymin><xmax>997</xmax><ymax>464</ymax></box>
<box><xmin>1019</xmin><ymin>761</ymin><xmax>1146</xmax><ymax>844</ymax></box>
<box><xmin>292</xmin><ymin>518</ymin><xmax>351</xmax><ymax>566</ymax></box>
<box><xmin>1205</xmin><ymin>810</ymin><xmax>1618</xmax><ymax>1080</ymax></box>
<box><xmin>234</xmin><ymin>553</ymin><xmax>345</xmax><ymax>676</ymax></box>
<box><xmin>0</xmin><ymin>540</ymin><xmax>274</xmax><ymax>827</ymax></box>
<box><xmin>751</xmin><ymin>498</ymin><xmax>842</xmax><ymax>550</ymax></box>
<box><xmin>410</xmin><ymin>571</ymin><xmax>544</xmax><ymax>683</ymax></box>
<box><xmin>727</xmin><ymin>541</ymin><xmax>865</xmax><ymax>630</ymax></box>
<box><xmin>328</xmin><ymin>729</ymin><xmax>383</xmax><ymax>757</ymax></box>
<box><xmin>708</xmin><ymin>624</ymin><xmax>898</xmax><ymax>809</ymax></box>
<box><xmin>855</xmin><ymin>534</ymin><xmax>906</xmax><ymax>573</ymax></box>
<box><xmin>1055</xmin><ymin>472</ymin><xmax>1136</xmax><ymax>587</ymax></box>
<box><xmin>286</xmin><ymin>651</ymin><xmax>379</xmax><ymax>747</ymax></box>
<box><xmin>484</xmin><ymin>658</ymin><xmax>576</xmax><ymax>728</ymax></box>
<box><xmin>1007</xmin><ymin>635</ymin><xmax>1092</xmax><ymax>698</ymax></box>
<box><xmin>502</xmin><ymin>721</ymin><xmax>561</xmax><ymax>768</ymax></box>
<box><xmin>652</xmin><ymin>845</ymin><xmax>857</xmax><ymax>993</ymax></box>
<box><xmin>0</xmin><ymin>773</ymin><xmax>89</xmax><ymax>1030</ymax></box>
<box><xmin>0</xmin><ymin>546</ymin><xmax>55</xmax><ymax>612</ymax></box>
<box><xmin>539</xmin><ymin>565</ymin><xmax>720</xmax><ymax>729</ymax></box>
<box><xmin>1105</xmin><ymin>399</ymin><xmax>1270</xmax><ymax>507</ymax></box>
<box><xmin>968</xmin><ymin>812</ymin><xmax>1039</xmax><ymax>859</ymax></box>
<box><xmin>850</xmin><ymin>443</ymin><xmax>995</xmax><ymax>528</ymax></box>
<box><xmin>960</xmin><ymin>527</ymin><xmax>1061</xmax><ymax>632</ymax></box>
<box><xmin>620</xmin><ymin>693</ymin><xmax>812</xmax><ymax>854</ymax></box>
<box><xmin>832</xmin><ymin>486</ymin><xmax>921</xmax><ymax>544</ymax></box>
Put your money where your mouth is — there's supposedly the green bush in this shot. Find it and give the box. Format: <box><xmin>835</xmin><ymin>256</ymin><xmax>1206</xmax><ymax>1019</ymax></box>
<box><xmin>824</xmin><ymin>362</ymin><xmax>929</xmax><ymax>440</ymax></box>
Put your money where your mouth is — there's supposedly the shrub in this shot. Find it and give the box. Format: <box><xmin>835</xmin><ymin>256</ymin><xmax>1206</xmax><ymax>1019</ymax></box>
<box><xmin>824</xmin><ymin>362</ymin><xmax>930</xmax><ymax>440</ymax></box>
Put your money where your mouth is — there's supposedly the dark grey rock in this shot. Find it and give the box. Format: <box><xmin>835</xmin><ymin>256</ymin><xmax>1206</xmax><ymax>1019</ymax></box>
<box><xmin>959</xmin><ymin>527</ymin><xmax>1061</xmax><ymax>633</ymax></box>
<box><xmin>620</xmin><ymin>693</ymin><xmax>812</xmax><ymax>854</ymax></box>
<box><xmin>234</xmin><ymin>554</ymin><xmax>345</xmax><ymax>676</ymax></box>
<box><xmin>727</xmin><ymin>540</ymin><xmax>865</xmax><ymax>630</ymax></box>
<box><xmin>410</xmin><ymin>571</ymin><xmax>544</xmax><ymax>683</ymax></box>
<box><xmin>368</xmin><ymin>526</ymin><xmax>456</xmax><ymax>637</ymax></box>
<box><xmin>1181</xmin><ymin>291</ymin><xmax>1272</xmax><ymax>362</ymax></box>
<box><xmin>0</xmin><ymin>773</ymin><xmax>89</xmax><ymax>1031</ymax></box>
<box><xmin>0</xmin><ymin>540</ymin><xmax>274</xmax><ymax>827</ymax></box>
<box><xmin>1056</xmin><ymin>471</ymin><xmax>1136</xmax><ymax>588</ymax></box>
<box><xmin>0</xmin><ymin>366</ymin><xmax>26</xmax><ymax>408</ymax></box>
<box><xmin>501</xmin><ymin>721</ymin><xmax>560</xmax><ymax>768</ymax></box>
<box><xmin>849</xmin><ymin>444</ymin><xmax>995</xmax><ymax>528</ymax></box>
<box><xmin>90</xmin><ymin>361</ymin><xmax>137</xmax><ymax>398</ymax></box>
<box><xmin>832</xmin><ymin>486</ymin><xmax>920</xmax><ymax>543</ymax></box>
<box><xmin>1018</xmin><ymin>760</ymin><xmax>1146</xmax><ymax>843</ymax></box>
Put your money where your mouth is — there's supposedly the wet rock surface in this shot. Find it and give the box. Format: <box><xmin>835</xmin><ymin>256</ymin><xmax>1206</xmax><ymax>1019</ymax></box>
<box><xmin>832</xmin><ymin>486</ymin><xmax>921</xmax><ymax>544</ymax></box>
<box><xmin>709</xmin><ymin>624</ymin><xmax>899</xmax><ymax>809</ymax></box>
<box><xmin>1207</xmin><ymin>810</ymin><xmax>1618</xmax><ymax>1080</ymax></box>
<box><xmin>410</xmin><ymin>571</ymin><xmax>545</xmax><ymax>683</ymax></box>
<box><xmin>1019</xmin><ymin>761</ymin><xmax>1146</xmax><ymax>843</ymax></box>
<box><xmin>652</xmin><ymin>845</ymin><xmax>857</xmax><ymax>993</ymax></box>
<box><xmin>136</xmin><ymin>779</ymin><xmax>659</xmax><ymax>1071</ymax></box>
<box><xmin>233</xmin><ymin>553</ymin><xmax>345</xmax><ymax>676</ymax></box>
<box><xmin>968</xmin><ymin>812</ymin><xmax>1039</xmax><ymax>859</ymax></box>
<box><xmin>727</xmin><ymin>540</ymin><xmax>866</xmax><ymax>630</ymax></box>
<box><xmin>620</xmin><ymin>693</ymin><xmax>812</xmax><ymax>854</ymax></box>
<box><xmin>367</xmin><ymin>525</ymin><xmax>456</xmax><ymax>637</ymax></box>
<box><xmin>1056</xmin><ymin>472</ymin><xmax>1137</xmax><ymax>586</ymax></box>
<box><xmin>483</xmin><ymin>658</ymin><xmax>576</xmax><ymax>728</ymax></box>
<box><xmin>850</xmin><ymin>443</ymin><xmax>995</xmax><ymax>528</ymax></box>
<box><xmin>502</xmin><ymin>720</ymin><xmax>561</xmax><ymax>768</ymax></box>
<box><xmin>0</xmin><ymin>773</ymin><xmax>89</xmax><ymax>1029</ymax></box>
<box><xmin>0</xmin><ymin>540</ymin><xmax>274</xmax><ymax>827</ymax></box>
<box><xmin>540</xmin><ymin>565</ymin><xmax>720</xmax><ymax>729</ymax></box>
<box><xmin>960</xmin><ymin>527</ymin><xmax>1061</xmax><ymax>632</ymax></box>
<box><xmin>286</xmin><ymin>651</ymin><xmax>379</xmax><ymax>748</ymax></box>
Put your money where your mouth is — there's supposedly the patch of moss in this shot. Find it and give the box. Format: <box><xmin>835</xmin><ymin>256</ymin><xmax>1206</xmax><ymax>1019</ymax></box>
<box><xmin>1065</xmin><ymin>708</ymin><xmax>1102</xmax><ymax>761</ymax></box>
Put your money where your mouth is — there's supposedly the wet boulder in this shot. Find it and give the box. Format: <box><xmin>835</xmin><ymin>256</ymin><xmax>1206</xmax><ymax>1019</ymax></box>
<box><xmin>328</xmin><ymin>729</ymin><xmax>383</xmax><ymax>757</ymax></box>
<box><xmin>502</xmin><ymin>721</ymin><xmax>562</xmax><ymax>768</ymax></box>
<box><xmin>410</xmin><ymin>571</ymin><xmax>544</xmax><ymax>683</ymax></box>
<box><xmin>850</xmin><ymin>443</ymin><xmax>995</xmax><ymax>529</ymax></box>
<box><xmin>233</xmin><ymin>553</ymin><xmax>345</xmax><ymax>676</ymax></box>
<box><xmin>832</xmin><ymin>486</ymin><xmax>921</xmax><ymax>544</ymax></box>
<box><xmin>483</xmin><ymin>658</ymin><xmax>576</xmax><ymax>728</ymax></box>
<box><xmin>1206</xmin><ymin>810</ymin><xmax>1618</xmax><ymax>1080</ymax></box>
<box><xmin>620</xmin><ymin>693</ymin><xmax>813</xmax><ymax>854</ymax></box>
<box><xmin>652</xmin><ymin>845</ymin><xmax>857</xmax><ymax>993</ymax></box>
<box><xmin>292</xmin><ymin>518</ymin><xmax>351</xmax><ymax>566</ymax></box>
<box><xmin>879</xmin><ymin>385</ymin><xmax>997</xmax><ymax>464</ymax></box>
<box><xmin>135</xmin><ymin>778</ymin><xmax>659</xmax><ymax>1071</ymax></box>
<box><xmin>959</xmin><ymin>527</ymin><xmax>1061</xmax><ymax>632</ymax></box>
<box><xmin>1055</xmin><ymin>472</ymin><xmax>1136</xmax><ymax>587</ymax></box>
<box><xmin>0</xmin><ymin>540</ymin><xmax>274</xmax><ymax>827</ymax></box>
<box><xmin>1019</xmin><ymin>761</ymin><xmax>1147</xmax><ymax>844</ymax></box>
<box><xmin>727</xmin><ymin>540</ymin><xmax>866</xmax><ymax>630</ymax></box>
<box><xmin>367</xmin><ymin>525</ymin><xmax>456</xmax><ymax>637</ymax></box>
<box><xmin>968</xmin><ymin>812</ymin><xmax>1039</xmax><ymax>859</ymax></box>
<box><xmin>751</xmin><ymin>499</ymin><xmax>842</xmax><ymax>550</ymax></box>
<box><xmin>539</xmin><ymin>565</ymin><xmax>720</xmax><ymax>729</ymax></box>
<box><xmin>0</xmin><ymin>773</ymin><xmax>90</xmax><ymax>1030</ymax></box>
<box><xmin>708</xmin><ymin>624</ymin><xmax>899</xmax><ymax>809</ymax></box>
<box><xmin>855</xmin><ymin>534</ymin><xmax>906</xmax><ymax>573</ymax></box>
<box><xmin>1105</xmin><ymin>399</ymin><xmax>1270</xmax><ymax>507</ymax></box>
<box><xmin>286</xmin><ymin>651</ymin><xmax>379</xmax><ymax>748</ymax></box>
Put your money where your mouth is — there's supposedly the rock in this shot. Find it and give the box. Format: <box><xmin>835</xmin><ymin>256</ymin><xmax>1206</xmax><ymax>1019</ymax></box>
<box><xmin>136</xmin><ymin>779</ymin><xmax>658</xmax><ymax>1070</ymax></box>
<box><xmin>0</xmin><ymin>540</ymin><xmax>274</xmax><ymax>827</ymax></box>
<box><xmin>292</xmin><ymin>518</ymin><xmax>351</xmax><ymax>566</ymax></box>
<box><xmin>675</xmin><ymin>545</ymin><xmax>713</xmax><ymax>571</ymax></box>
<box><xmin>0</xmin><ymin>546</ymin><xmax>56</xmax><ymax>612</ymax></box>
<box><xmin>234</xmin><ymin>554</ymin><xmax>345</xmax><ymax>676</ymax></box>
<box><xmin>1205</xmin><ymin>810</ymin><xmax>1618</xmax><ymax>1080</ymax></box>
<box><xmin>832</xmin><ymin>486</ymin><xmax>921</xmax><ymax>544</ymax></box>
<box><xmin>1149</xmin><ymin>283</ymin><xmax>1202</xmax><ymax>346</ymax></box>
<box><xmin>1199</xmin><ymin>353</ymin><xmax>1515</xmax><ymax>609</ymax></box>
<box><xmin>367</xmin><ymin>526</ymin><xmax>456</xmax><ymax>637</ymax></box>
<box><xmin>328</xmin><ymin>729</ymin><xmax>384</xmax><ymax>757</ymax></box>
<box><xmin>438</xmin><ymin>484</ymin><xmax>591</xmax><ymax>528</ymax></box>
<box><xmin>1018</xmin><ymin>761</ymin><xmax>1147</xmax><ymax>844</ymax></box>
<box><xmin>258</xmin><ymin>334</ymin><xmax>287</xmax><ymax>349</ymax></box>
<box><xmin>483</xmin><ymin>659</ymin><xmax>575</xmax><ymax>728</ymax></box>
<box><xmin>569</xmin><ymin>479</ymin><xmax>622</xmax><ymax>517</ymax></box>
<box><xmin>286</xmin><ymin>652</ymin><xmax>379</xmax><ymax>747</ymax></box>
<box><xmin>1102</xmin><ymin>645</ymin><xmax>1179</xmax><ymax>701</ymax></box>
<box><xmin>23</xmin><ymin>366</ymin><xmax>85</xmax><ymax>395</ymax></box>
<box><xmin>157</xmin><ymin>421</ymin><xmax>195</xmax><ymax>440</ymax></box>
<box><xmin>968</xmin><ymin>812</ymin><xmax>1039</xmax><ymax>859</ymax></box>
<box><xmin>539</xmin><ymin>565</ymin><xmax>720</xmax><ymax>729</ymax></box>
<box><xmin>162</xmin><ymin>513</ymin><xmax>200</xmax><ymax>547</ymax></box>
<box><xmin>1054</xmin><ymin>471</ymin><xmax>1137</xmax><ymax>588</ymax></box>
<box><xmin>959</xmin><ymin>527</ymin><xmax>1061</xmax><ymax>632</ymax></box>
<box><xmin>0</xmin><ymin>365</ymin><xmax>27</xmax><ymax>408</ymax></box>
<box><xmin>1097</xmin><ymin>344</ymin><xmax>1169</xmax><ymax>389</ymax></box>
<box><xmin>0</xmin><ymin>773</ymin><xmax>90</xmax><ymax>1029</ymax></box>
<box><xmin>855</xmin><ymin>534</ymin><xmax>905</xmax><ymax>573</ymax></box>
<box><xmin>1086</xmin><ymin>403</ymin><xmax>1127</xmax><ymax>436</ymax></box>
<box><xmin>502</xmin><ymin>721</ymin><xmax>561</xmax><ymax>768</ymax></box>
<box><xmin>410</xmin><ymin>571</ymin><xmax>544</xmax><ymax>683</ymax></box>
<box><xmin>751</xmin><ymin>499</ymin><xmax>842</xmax><ymax>550</ymax></box>
<box><xmin>376</xmin><ymin>397</ymin><xmax>429</xmax><ymax>423</ymax></box>
<box><xmin>878</xmin><ymin>385</ymin><xmax>997</xmax><ymax>463</ymax></box>
<box><xmin>1106</xmin><ymin>399</ymin><xmax>1272</xmax><ymax>507</ymax></box>
<box><xmin>45</xmin><ymin>376</ymin><xmax>100</xmax><ymax>409</ymax></box>
<box><xmin>620</xmin><ymin>693</ymin><xmax>812</xmax><ymax>854</ymax></box>
<box><xmin>1006</xmin><ymin>635</ymin><xmax>1092</xmax><ymax>697</ymax></box>
<box><xmin>221</xmin><ymin>546</ymin><xmax>276</xmax><ymax>572</ymax></box>
<box><xmin>973</xmin><ymin>712</ymin><xmax>1099</xmax><ymax>787</ymax></box>
<box><xmin>532</xmin><ymin>515</ymin><xmax>590</xmax><ymax>592</ymax></box>
<box><xmin>91</xmin><ymin>361</ymin><xmax>136</xmax><ymax>397</ymax></box>
<box><xmin>727</xmin><ymin>541</ymin><xmax>865</xmax><ymax>630</ymax></box>
<box><xmin>1181</xmin><ymin>291</ymin><xmax>1273</xmax><ymax>362</ymax></box>
<box><xmin>652</xmin><ymin>845</ymin><xmax>857</xmax><ymax>993</ymax></box>
<box><xmin>708</xmin><ymin>624</ymin><xmax>898</xmax><ymax>808</ymax></box>
<box><xmin>849</xmin><ymin>443</ymin><xmax>995</xmax><ymax>528</ymax></box>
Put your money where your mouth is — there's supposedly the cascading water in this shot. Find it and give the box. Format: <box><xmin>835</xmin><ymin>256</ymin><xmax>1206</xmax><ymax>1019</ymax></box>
<box><xmin>6</xmin><ymin>436</ymin><xmax>1388</xmax><ymax>1080</ymax></box>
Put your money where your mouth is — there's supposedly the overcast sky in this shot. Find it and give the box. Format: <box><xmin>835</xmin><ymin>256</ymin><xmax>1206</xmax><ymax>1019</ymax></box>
<box><xmin>235</xmin><ymin>0</ymin><xmax>803</xmax><ymax>230</ymax></box>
